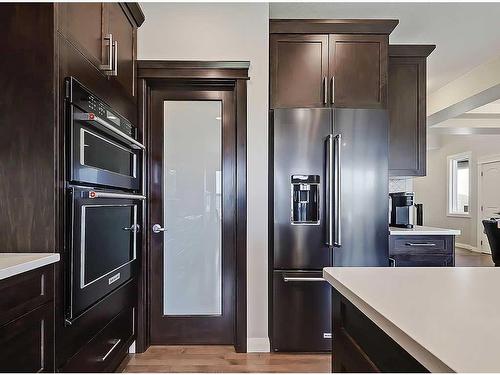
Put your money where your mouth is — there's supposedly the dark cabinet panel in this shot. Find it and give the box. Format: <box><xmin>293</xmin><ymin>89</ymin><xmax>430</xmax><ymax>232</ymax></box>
<box><xmin>329</xmin><ymin>34</ymin><xmax>388</xmax><ymax>108</ymax></box>
<box><xmin>270</xmin><ymin>34</ymin><xmax>329</xmax><ymax>108</ymax></box>
<box><xmin>0</xmin><ymin>303</ymin><xmax>54</xmax><ymax>373</ymax></box>
<box><xmin>0</xmin><ymin>266</ymin><xmax>55</xmax><ymax>373</ymax></box>
<box><xmin>107</xmin><ymin>3</ymin><xmax>136</xmax><ymax>98</ymax></box>
<box><xmin>388</xmin><ymin>45</ymin><xmax>435</xmax><ymax>176</ymax></box>
<box><xmin>0</xmin><ymin>266</ymin><xmax>53</xmax><ymax>327</ymax></box>
<box><xmin>57</xmin><ymin>3</ymin><xmax>106</xmax><ymax>69</ymax></box>
<box><xmin>57</xmin><ymin>3</ymin><xmax>139</xmax><ymax>101</ymax></box>
<box><xmin>334</xmin><ymin>329</ymin><xmax>379</xmax><ymax>373</ymax></box>
<box><xmin>333</xmin><ymin>289</ymin><xmax>428</xmax><ymax>373</ymax></box>
<box><xmin>390</xmin><ymin>254</ymin><xmax>453</xmax><ymax>267</ymax></box>
<box><xmin>61</xmin><ymin>307</ymin><xmax>134</xmax><ymax>372</ymax></box>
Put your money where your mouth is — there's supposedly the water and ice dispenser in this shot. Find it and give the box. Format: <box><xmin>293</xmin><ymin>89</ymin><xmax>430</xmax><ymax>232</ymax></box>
<box><xmin>291</xmin><ymin>175</ymin><xmax>320</xmax><ymax>225</ymax></box>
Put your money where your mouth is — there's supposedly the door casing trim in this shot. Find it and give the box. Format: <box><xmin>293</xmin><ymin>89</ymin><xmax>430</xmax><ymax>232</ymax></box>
<box><xmin>135</xmin><ymin>60</ymin><xmax>249</xmax><ymax>353</ymax></box>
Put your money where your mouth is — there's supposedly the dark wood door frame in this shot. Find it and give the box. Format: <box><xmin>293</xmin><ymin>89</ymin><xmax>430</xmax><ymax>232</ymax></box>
<box><xmin>135</xmin><ymin>60</ymin><xmax>249</xmax><ymax>353</ymax></box>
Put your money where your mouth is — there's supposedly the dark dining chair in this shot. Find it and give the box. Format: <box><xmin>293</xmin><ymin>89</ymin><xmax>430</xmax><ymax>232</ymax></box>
<box><xmin>482</xmin><ymin>219</ymin><xmax>500</xmax><ymax>266</ymax></box>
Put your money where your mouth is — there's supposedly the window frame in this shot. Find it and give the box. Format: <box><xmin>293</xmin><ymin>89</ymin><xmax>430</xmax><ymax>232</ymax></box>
<box><xmin>447</xmin><ymin>151</ymin><xmax>472</xmax><ymax>218</ymax></box>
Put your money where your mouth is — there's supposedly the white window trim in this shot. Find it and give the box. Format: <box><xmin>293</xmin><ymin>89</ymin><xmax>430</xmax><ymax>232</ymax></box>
<box><xmin>447</xmin><ymin>151</ymin><xmax>472</xmax><ymax>218</ymax></box>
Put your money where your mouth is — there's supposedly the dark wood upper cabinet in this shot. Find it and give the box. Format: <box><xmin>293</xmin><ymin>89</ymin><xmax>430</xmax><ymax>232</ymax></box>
<box><xmin>388</xmin><ymin>45</ymin><xmax>435</xmax><ymax>176</ymax></box>
<box><xmin>57</xmin><ymin>3</ymin><xmax>107</xmax><ymax>72</ymax></box>
<box><xmin>329</xmin><ymin>34</ymin><xmax>388</xmax><ymax>108</ymax></box>
<box><xmin>57</xmin><ymin>3</ymin><xmax>142</xmax><ymax>101</ymax></box>
<box><xmin>270</xmin><ymin>34</ymin><xmax>329</xmax><ymax>108</ymax></box>
<box><xmin>107</xmin><ymin>3</ymin><xmax>136</xmax><ymax>98</ymax></box>
<box><xmin>269</xmin><ymin>19</ymin><xmax>398</xmax><ymax>109</ymax></box>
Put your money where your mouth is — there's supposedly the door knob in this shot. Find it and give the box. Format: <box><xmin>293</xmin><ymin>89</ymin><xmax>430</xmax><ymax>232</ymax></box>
<box><xmin>152</xmin><ymin>224</ymin><xmax>167</xmax><ymax>233</ymax></box>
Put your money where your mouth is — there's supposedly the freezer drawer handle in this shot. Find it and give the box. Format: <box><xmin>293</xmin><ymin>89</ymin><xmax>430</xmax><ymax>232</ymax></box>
<box><xmin>283</xmin><ymin>276</ymin><xmax>324</xmax><ymax>282</ymax></box>
<box><xmin>405</xmin><ymin>242</ymin><xmax>436</xmax><ymax>247</ymax></box>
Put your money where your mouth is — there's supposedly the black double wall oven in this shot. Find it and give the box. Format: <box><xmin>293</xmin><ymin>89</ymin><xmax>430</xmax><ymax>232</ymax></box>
<box><xmin>64</xmin><ymin>77</ymin><xmax>144</xmax><ymax>322</ymax></box>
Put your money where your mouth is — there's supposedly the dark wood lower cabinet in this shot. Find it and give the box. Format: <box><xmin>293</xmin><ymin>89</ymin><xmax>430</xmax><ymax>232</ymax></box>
<box><xmin>56</xmin><ymin>278</ymin><xmax>137</xmax><ymax>372</ymax></box>
<box><xmin>60</xmin><ymin>307</ymin><xmax>134</xmax><ymax>372</ymax></box>
<box><xmin>0</xmin><ymin>303</ymin><xmax>54</xmax><ymax>373</ymax></box>
<box><xmin>389</xmin><ymin>235</ymin><xmax>455</xmax><ymax>267</ymax></box>
<box><xmin>0</xmin><ymin>266</ymin><xmax>55</xmax><ymax>373</ymax></box>
<box><xmin>332</xmin><ymin>289</ymin><xmax>428</xmax><ymax>373</ymax></box>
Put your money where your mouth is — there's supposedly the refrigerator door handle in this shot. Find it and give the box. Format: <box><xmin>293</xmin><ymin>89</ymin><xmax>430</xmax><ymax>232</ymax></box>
<box><xmin>334</xmin><ymin>133</ymin><xmax>342</xmax><ymax>247</ymax></box>
<box><xmin>325</xmin><ymin>134</ymin><xmax>333</xmax><ymax>247</ymax></box>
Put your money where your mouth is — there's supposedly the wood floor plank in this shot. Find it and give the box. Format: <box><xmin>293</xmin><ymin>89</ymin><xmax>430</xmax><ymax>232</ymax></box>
<box><xmin>122</xmin><ymin>345</ymin><xmax>330</xmax><ymax>373</ymax></box>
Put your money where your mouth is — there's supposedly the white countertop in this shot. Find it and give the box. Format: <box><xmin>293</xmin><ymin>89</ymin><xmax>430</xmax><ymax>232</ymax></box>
<box><xmin>323</xmin><ymin>267</ymin><xmax>500</xmax><ymax>373</ymax></box>
<box><xmin>0</xmin><ymin>253</ymin><xmax>60</xmax><ymax>281</ymax></box>
<box><xmin>389</xmin><ymin>225</ymin><xmax>461</xmax><ymax>236</ymax></box>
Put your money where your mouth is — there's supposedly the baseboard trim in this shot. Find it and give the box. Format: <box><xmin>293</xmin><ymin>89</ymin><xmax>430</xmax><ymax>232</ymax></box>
<box><xmin>456</xmin><ymin>242</ymin><xmax>481</xmax><ymax>253</ymax></box>
<box><xmin>247</xmin><ymin>338</ymin><xmax>270</xmax><ymax>352</ymax></box>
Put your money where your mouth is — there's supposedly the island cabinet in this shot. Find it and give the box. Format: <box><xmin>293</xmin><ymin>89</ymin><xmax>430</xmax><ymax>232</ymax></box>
<box><xmin>332</xmin><ymin>289</ymin><xmax>428</xmax><ymax>373</ymax></box>
<box><xmin>0</xmin><ymin>266</ymin><xmax>55</xmax><ymax>373</ymax></box>
<box><xmin>388</xmin><ymin>45</ymin><xmax>435</xmax><ymax>176</ymax></box>
<box><xmin>270</xmin><ymin>19</ymin><xmax>399</xmax><ymax>109</ymax></box>
<box><xmin>57</xmin><ymin>3</ymin><xmax>142</xmax><ymax>101</ymax></box>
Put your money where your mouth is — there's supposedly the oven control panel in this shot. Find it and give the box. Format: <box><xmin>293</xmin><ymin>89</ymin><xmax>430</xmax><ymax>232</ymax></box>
<box><xmin>65</xmin><ymin>77</ymin><xmax>135</xmax><ymax>138</ymax></box>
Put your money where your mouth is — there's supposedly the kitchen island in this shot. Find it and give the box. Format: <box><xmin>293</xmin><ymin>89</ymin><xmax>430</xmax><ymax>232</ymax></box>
<box><xmin>324</xmin><ymin>267</ymin><xmax>500</xmax><ymax>373</ymax></box>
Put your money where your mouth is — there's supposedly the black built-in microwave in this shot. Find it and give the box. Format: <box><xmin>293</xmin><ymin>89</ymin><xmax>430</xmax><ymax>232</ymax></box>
<box><xmin>65</xmin><ymin>77</ymin><xmax>143</xmax><ymax>191</ymax></box>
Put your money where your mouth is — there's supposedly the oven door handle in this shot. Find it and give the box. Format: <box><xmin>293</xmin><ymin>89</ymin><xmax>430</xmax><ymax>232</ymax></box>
<box><xmin>74</xmin><ymin>112</ymin><xmax>145</xmax><ymax>150</ymax></box>
<box><xmin>88</xmin><ymin>191</ymin><xmax>146</xmax><ymax>200</ymax></box>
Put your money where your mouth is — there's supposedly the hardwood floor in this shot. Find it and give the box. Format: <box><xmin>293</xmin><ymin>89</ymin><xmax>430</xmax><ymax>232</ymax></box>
<box><xmin>455</xmin><ymin>247</ymin><xmax>494</xmax><ymax>266</ymax></box>
<box><xmin>121</xmin><ymin>345</ymin><xmax>331</xmax><ymax>373</ymax></box>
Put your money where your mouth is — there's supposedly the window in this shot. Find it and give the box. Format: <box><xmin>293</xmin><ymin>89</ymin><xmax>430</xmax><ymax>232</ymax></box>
<box><xmin>447</xmin><ymin>152</ymin><xmax>471</xmax><ymax>217</ymax></box>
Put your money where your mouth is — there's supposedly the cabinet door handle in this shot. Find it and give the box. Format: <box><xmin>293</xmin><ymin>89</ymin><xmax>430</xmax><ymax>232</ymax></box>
<box><xmin>323</xmin><ymin>77</ymin><xmax>328</xmax><ymax>105</ymax></box>
<box><xmin>330</xmin><ymin>76</ymin><xmax>335</xmax><ymax>104</ymax></box>
<box><xmin>389</xmin><ymin>257</ymin><xmax>396</xmax><ymax>267</ymax></box>
<box><xmin>99</xmin><ymin>34</ymin><xmax>114</xmax><ymax>72</ymax></box>
<box><xmin>111</xmin><ymin>40</ymin><xmax>118</xmax><ymax>77</ymax></box>
<box><xmin>97</xmin><ymin>338</ymin><xmax>121</xmax><ymax>362</ymax></box>
<box><xmin>405</xmin><ymin>242</ymin><xmax>436</xmax><ymax>247</ymax></box>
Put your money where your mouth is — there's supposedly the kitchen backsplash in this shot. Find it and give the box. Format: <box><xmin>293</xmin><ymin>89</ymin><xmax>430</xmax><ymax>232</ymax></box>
<box><xmin>389</xmin><ymin>178</ymin><xmax>414</xmax><ymax>193</ymax></box>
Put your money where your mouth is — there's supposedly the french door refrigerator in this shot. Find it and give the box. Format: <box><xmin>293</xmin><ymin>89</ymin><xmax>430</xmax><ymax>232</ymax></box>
<box><xmin>270</xmin><ymin>108</ymin><xmax>389</xmax><ymax>352</ymax></box>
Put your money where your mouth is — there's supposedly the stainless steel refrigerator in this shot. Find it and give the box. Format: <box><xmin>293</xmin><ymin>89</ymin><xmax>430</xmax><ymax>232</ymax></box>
<box><xmin>270</xmin><ymin>108</ymin><xmax>389</xmax><ymax>352</ymax></box>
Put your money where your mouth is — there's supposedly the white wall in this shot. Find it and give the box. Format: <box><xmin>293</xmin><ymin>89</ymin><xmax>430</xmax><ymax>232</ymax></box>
<box><xmin>137</xmin><ymin>3</ymin><xmax>270</xmax><ymax>351</ymax></box>
<box><xmin>413</xmin><ymin>134</ymin><xmax>500</xmax><ymax>248</ymax></box>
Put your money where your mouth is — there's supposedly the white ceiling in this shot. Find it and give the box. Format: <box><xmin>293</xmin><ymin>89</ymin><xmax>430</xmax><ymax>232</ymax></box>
<box><xmin>269</xmin><ymin>2</ymin><xmax>500</xmax><ymax>93</ymax></box>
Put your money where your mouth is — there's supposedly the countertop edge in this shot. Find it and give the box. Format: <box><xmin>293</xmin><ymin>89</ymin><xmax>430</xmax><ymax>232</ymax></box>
<box><xmin>389</xmin><ymin>229</ymin><xmax>461</xmax><ymax>236</ymax></box>
<box><xmin>0</xmin><ymin>253</ymin><xmax>60</xmax><ymax>281</ymax></box>
<box><xmin>323</xmin><ymin>268</ymin><xmax>454</xmax><ymax>373</ymax></box>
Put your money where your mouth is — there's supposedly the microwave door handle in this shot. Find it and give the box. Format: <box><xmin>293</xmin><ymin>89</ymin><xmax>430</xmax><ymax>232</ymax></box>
<box><xmin>334</xmin><ymin>134</ymin><xmax>341</xmax><ymax>247</ymax></box>
<box><xmin>74</xmin><ymin>113</ymin><xmax>145</xmax><ymax>150</ymax></box>
<box><xmin>88</xmin><ymin>191</ymin><xmax>146</xmax><ymax>200</ymax></box>
<box><xmin>326</xmin><ymin>135</ymin><xmax>333</xmax><ymax>247</ymax></box>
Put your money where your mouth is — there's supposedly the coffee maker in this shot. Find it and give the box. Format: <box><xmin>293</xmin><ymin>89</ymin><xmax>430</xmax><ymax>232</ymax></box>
<box><xmin>389</xmin><ymin>192</ymin><xmax>415</xmax><ymax>228</ymax></box>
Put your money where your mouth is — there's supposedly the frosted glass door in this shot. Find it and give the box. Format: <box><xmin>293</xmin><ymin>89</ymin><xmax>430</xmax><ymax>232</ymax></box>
<box><xmin>163</xmin><ymin>101</ymin><xmax>222</xmax><ymax>316</ymax></box>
